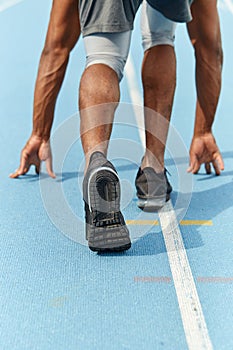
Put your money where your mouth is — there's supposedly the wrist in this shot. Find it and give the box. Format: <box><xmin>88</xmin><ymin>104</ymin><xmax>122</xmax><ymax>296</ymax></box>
<box><xmin>193</xmin><ymin>123</ymin><xmax>212</xmax><ymax>137</ymax></box>
<box><xmin>193</xmin><ymin>115</ymin><xmax>213</xmax><ymax>137</ymax></box>
<box><xmin>32</xmin><ymin>116</ymin><xmax>53</xmax><ymax>142</ymax></box>
<box><xmin>31</xmin><ymin>131</ymin><xmax>50</xmax><ymax>142</ymax></box>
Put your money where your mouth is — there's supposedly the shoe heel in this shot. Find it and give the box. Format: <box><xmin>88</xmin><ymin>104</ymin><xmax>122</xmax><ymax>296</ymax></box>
<box><xmin>86</xmin><ymin>168</ymin><xmax>131</xmax><ymax>252</ymax></box>
<box><xmin>137</xmin><ymin>195</ymin><xmax>167</xmax><ymax>212</ymax></box>
<box><xmin>88</xmin><ymin>168</ymin><xmax>120</xmax><ymax>213</ymax></box>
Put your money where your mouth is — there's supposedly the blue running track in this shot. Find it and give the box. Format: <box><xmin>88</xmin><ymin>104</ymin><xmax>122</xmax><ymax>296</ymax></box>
<box><xmin>0</xmin><ymin>0</ymin><xmax>233</xmax><ymax>349</ymax></box>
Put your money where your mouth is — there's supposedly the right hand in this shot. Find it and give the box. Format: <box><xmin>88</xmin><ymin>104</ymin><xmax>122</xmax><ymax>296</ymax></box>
<box><xmin>187</xmin><ymin>132</ymin><xmax>224</xmax><ymax>175</ymax></box>
<box><xmin>9</xmin><ymin>134</ymin><xmax>56</xmax><ymax>178</ymax></box>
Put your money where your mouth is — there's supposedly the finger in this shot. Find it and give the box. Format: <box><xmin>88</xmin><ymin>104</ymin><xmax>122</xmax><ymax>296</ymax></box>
<box><xmin>216</xmin><ymin>154</ymin><xmax>224</xmax><ymax>171</ymax></box>
<box><xmin>45</xmin><ymin>157</ymin><xmax>56</xmax><ymax>178</ymax></box>
<box><xmin>187</xmin><ymin>165</ymin><xmax>193</xmax><ymax>173</ymax></box>
<box><xmin>190</xmin><ymin>157</ymin><xmax>201</xmax><ymax>174</ymax></box>
<box><xmin>9</xmin><ymin>150</ymin><xmax>30</xmax><ymax>178</ymax></box>
<box><xmin>212</xmin><ymin>158</ymin><xmax>222</xmax><ymax>176</ymax></box>
<box><xmin>35</xmin><ymin>162</ymin><xmax>41</xmax><ymax>175</ymax></box>
<box><xmin>9</xmin><ymin>168</ymin><xmax>22</xmax><ymax>178</ymax></box>
<box><xmin>212</xmin><ymin>160</ymin><xmax>221</xmax><ymax>176</ymax></box>
<box><xmin>205</xmin><ymin>163</ymin><xmax>211</xmax><ymax>174</ymax></box>
<box><xmin>212</xmin><ymin>154</ymin><xmax>224</xmax><ymax>176</ymax></box>
<box><xmin>187</xmin><ymin>157</ymin><xmax>195</xmax><ymax>173</ymax></box>
<box><xmin>9</xmin><ymin>165</ymin><xmax>29</xmax><ymax>178</ymax></box>
<box><xmin>192</xmin><ymin>163</ymin><xmax>201</xmax><ymax>174</ymax></box>
<box><xmin>187</xmin><ymin>157</ymin><xmax>200</xmax><ymax>174</ymax></box>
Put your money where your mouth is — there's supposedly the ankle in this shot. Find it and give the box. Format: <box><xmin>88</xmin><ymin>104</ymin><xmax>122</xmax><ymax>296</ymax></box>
<box><xmin>141</xmin><ymin>154</ymin><xmax>164</xmax><ymax>173</ymax></box>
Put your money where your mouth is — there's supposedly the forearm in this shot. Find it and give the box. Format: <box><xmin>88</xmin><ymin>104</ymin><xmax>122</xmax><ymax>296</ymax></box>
<box><xmin>187</xmin><ymin>0</ymin><xmax>223</xmax><ymax>137</ymax></box>
<box><xmin>193</xmin><ymin>57</ymin><xmax>222</xmax><ymax>137</ymax></box>
<box><xmin>31</xmin><ymin>0</ymin><xmax>81</xmax><ymax>141</ymax></box>
<box><xmin>32</xmin><ymin>49</ymin><xmax>70</xmax><ymax>141</ymax></box>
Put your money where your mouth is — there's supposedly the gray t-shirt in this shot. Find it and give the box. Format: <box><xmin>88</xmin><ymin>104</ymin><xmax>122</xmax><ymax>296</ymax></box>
<box><xmin>79</xmin><ymin>0</ymin><xmax>192</xmax><ymax>36</ymax></box>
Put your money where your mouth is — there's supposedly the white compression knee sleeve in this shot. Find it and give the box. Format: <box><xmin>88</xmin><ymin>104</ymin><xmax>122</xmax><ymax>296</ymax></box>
<box><xmin>141</xmin><ymin>0</ymin><xmax>177</xmax><ymax>52</ymax></box>
<box><xmin>83</xmin><ymin>31</ymin><xmax>132</xmax><ymax>81</ymax></box>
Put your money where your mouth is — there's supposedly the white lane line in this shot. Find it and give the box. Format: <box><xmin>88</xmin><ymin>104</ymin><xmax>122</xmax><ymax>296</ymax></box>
<box><xmin>125</xmin><ymin>52</ymin><xmax>213</xmax><ymax>350</ymax></box>
<box><xmin>224</xmin><ymin>0</ymin><xmax>233</xmax><ymax>14</ymax></box>
<box><xmin>224</xmin><ymin>0</ymin><xmax>233</xmax><ymax>12</ymax></box>
<box><xmin>125</xmin><ymin>55</ymin><xmax>145</xmax><ymax>146</ymax></box>
<box><xmin>0</xmin><ymin>0</ymin><xmax>24</xmax><ymax>12</ymax></box>
<box><xmin>159</xmin><ymin>201</ymin><xmax>213</xmax><ymax>350</ymax></box>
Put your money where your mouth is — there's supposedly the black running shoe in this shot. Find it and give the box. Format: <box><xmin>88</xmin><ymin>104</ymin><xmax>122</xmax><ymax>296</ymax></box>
<box><xmin>83</xmin><ymin>151</ymin><xmax>131</xmax><ymax>252</ymax></box>
<box><xmin>135</xmin><ymin>167</ymin><xmax>172</xmax><ymax>212</ymax></box>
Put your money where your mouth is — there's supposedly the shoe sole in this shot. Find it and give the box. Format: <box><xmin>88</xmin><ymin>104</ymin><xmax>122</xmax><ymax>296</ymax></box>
<box><xmin>87</xmin><ymin>167</ymin><xmax>131</xmax><ymax>252</ymax></box>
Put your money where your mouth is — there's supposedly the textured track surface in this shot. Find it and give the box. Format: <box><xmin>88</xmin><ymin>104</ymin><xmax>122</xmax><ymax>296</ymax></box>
<box><xmin>1</xmin><ymin>1</ymin><xmax>233</xmax><ymax>349</ymax></box>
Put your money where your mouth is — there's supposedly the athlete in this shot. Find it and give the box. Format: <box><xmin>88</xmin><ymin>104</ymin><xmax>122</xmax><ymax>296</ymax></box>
<box><xmin>10</xmin><ymin>0</ymin><xmax>224</xmax><ymax>252</ymax></box>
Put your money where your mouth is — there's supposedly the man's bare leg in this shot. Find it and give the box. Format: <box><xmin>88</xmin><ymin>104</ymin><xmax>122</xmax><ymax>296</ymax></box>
<box><xmin>78</xmin><ymin>30</ymin><xmax>132</xmax><ymax>251</ymax></box>
<box><xmin>135</xmin><ymin>45</ymin><xmax>176</xmax><ymax>211</ymax></box>
<box><xmin>78</xmin><ymin>30</ymin><xmax>132</xmax><ymax>170</ymax></box>
<box><xmin>79</xmin><ymin>64</ymin><xmax>131</xmax><ymax>252</ymax></box>
<box><xmin>187</xmin><ymin>0</ymin><xmax>224</xmax><ymax>174</ymax></box>
<box><xmin>141</xmin><ymin>45</ymin><xmax>176</xmax><ymax>172</ymax></box>
<box><xmin>79</xmin><ymin>64</ymin><xmax>120</xmax><ymax>171</ymax></box>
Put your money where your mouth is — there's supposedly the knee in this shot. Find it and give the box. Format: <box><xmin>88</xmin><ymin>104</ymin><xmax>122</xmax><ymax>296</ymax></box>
<box><xmin>85</xmin><ymin>55</ymin><xmax>126</xmax><ymax>82</ymax></box>
<box><xmin>83</xmin><ymin>32</ymin><xmax>131</xmax><ymax>82</ymax></box>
